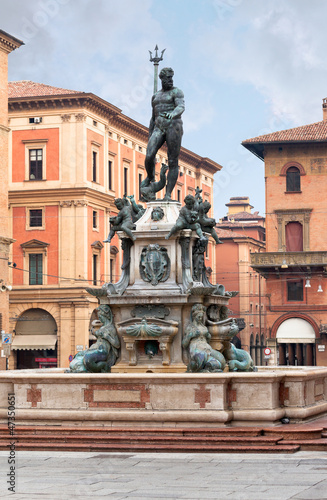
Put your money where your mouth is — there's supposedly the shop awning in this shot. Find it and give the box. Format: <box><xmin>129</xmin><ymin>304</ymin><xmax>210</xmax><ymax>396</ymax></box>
<box><xmin>11</xmin><ymin>335</ymin><xmax>57</xmax><ymax>350</ymax></box>
<box><xmin>276</xmin><ymin>318</ymin><xmax>316</xmax><ymax>344</ymax></box>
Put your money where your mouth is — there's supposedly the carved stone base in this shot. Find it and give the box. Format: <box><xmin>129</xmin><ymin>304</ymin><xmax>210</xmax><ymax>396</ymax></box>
<box><xmin>111</xmin><ymin>362</ymin><xmax>187</xmax><ymax>373</ymax></box>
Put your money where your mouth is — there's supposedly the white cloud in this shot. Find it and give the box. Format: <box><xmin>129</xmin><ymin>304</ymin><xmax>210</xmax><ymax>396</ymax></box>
<box><xmin>192</xmin><ymin>0</ymin><xmax>327</xmax><ymax>127</ymax></box>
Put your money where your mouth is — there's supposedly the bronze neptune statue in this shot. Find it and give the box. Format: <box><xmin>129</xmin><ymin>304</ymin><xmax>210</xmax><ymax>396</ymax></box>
<box><xmin>141</xmin><ymin>67</ymin><xmax>185</xmax><ymax>201</ymax></box>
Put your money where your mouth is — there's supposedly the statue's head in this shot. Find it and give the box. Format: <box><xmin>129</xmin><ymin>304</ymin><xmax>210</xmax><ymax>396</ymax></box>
<box><xmin>191</xmin><ymin>303</ymin><xmax>206</xmax><ymax>321</ymax></box>
<box><xmin>159</xmin><ymin>67</ymin><xmax>174</xmax><ymax>90</ymax></box>
<box><xmin>140</xmin><ymin>185</ymin><xmax>156</xmax><ymax>202</ymax></box>
<box><xmin>184</xmin><ymin>194</ymin><xmax>195</xmax><ymax>208</ymax></box>
<box><xmin>202</xmin><ymin>201</ymin><xmax>211</xmax><ymax>213</ymax></box>
<box><xmin>151</xmin><ymin>206</ymin><xmax>164</xmax><ymax>221</ymax></box>
<box><xmin>114</xmin><ymin>198</ymin><xmax>124</xmax><ymax>210</ymax></box>
<box><xmin>97</xmin><ymin>304</ymin><xmax>112</xmax><ymax>323</ymax></box>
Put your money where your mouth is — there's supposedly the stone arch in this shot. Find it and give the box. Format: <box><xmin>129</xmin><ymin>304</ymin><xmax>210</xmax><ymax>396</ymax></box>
<box><xmin>10</xmin><ymin>303</ymin><xmax>60</xmax><ymax>330</ymax></box>
<box><xmin>280</xmin><ymin>161</ymin><xmax>306</xmax><ymax>176</ymax></box>
<box><xmin>271</xmin><ymin>313</ymin><xmax>319</xmax><ymax>339</ymax></box>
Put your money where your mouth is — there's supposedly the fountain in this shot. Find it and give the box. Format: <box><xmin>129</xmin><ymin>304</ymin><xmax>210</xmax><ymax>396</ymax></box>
<box><xmin>1</xmin><ymin>65</ymin><xmax>326</xmax><ymax>430</ymax></box>
<box><xmin>67</xmin><ymin>65</ymin><xmax>252</xmax><ymax>376</ymax></box>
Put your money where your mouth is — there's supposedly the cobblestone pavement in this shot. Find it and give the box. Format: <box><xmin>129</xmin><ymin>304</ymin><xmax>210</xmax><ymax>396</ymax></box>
<box><xmin>0</xmin><ymin>450</ymin><xmax>327</xmax><ymax>499</ymax></box>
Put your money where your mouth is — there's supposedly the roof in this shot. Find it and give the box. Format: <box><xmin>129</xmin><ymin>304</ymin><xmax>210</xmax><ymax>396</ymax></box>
<box><xmin>216</xmin><ymin>228</ymin><xmax>245</xmax><ymax>239</ymax></box>
<box><xmin>242</xmin><ymin>120</ymin><xmax>327</xmax><ymax>160</ymax></box>
<box><xmin>8</xmin><ymin>80</ymin><xmax>81</xmax><ymax>98</ymax></box>
<box><xmin>225</xmin><ymin>211</ymin><xmax>264</xmax><ymax>221</ymax></box>
<box><xmin>226</xmin><ymin>196</ymin><xmax>250</xmax><ymax>206</ymax></box>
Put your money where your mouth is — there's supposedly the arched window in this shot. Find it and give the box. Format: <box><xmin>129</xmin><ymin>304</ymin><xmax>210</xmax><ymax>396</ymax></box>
<box><xmin>285</xmin><ymin>221</ymin><xmax>303</xmax><ymax>251</ymax></box>
<box><xmin>286</xmin><ymin>166</ymin><xmax>301</xmax><ymax>192</ymax></box>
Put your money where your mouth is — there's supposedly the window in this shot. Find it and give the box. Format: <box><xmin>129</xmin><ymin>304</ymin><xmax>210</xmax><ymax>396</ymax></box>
<box><xmin>29</xmin><ymin>209</ymin><xmax>43</xmax><ymax>228</ymax></box>
<box><xmin>285</xmin><ymin>222</ymin><xmax>303</xmax><ymax>251</ymax></box>
<box><xmin>108</xmin><ymin>160</ymin><xmax>112</xmax><ymax>190</ymax></box>
<box><xmin>92</xmin><ymin>210</ymin><xmax>97</xmax><ymax>229</ymax></box>
<box><xmin>287</xmin><ymin>280</ymin><xmax>303</xmax><ymax>301</ymax></box>
<box><xmin>286</xmin><ymin>166</ymin><xmax>301</xmax><ymax>192</ymax></box>
<box><xmin>177</xmin><ymin>189</ymin><xmax>181</xmax><ymax>202</ymax></box>
<box><xmin>29</xmin><ymin>117</ymin><xmax>42</xmax><ymax>124</ymax></box>
<box><xmin>29</xmin><ymin>254</ymin><xmax>43</xmax><ymax>285</ymax></box>
<box><xmin>139</xmin><ymin>146</ymin><xmax>142</xmax><ymax>152</ymax></box>
<box><xmin>93</xmin><ymin>254</ymin><xmax>98</xmax><ymax>285</ymax></box>
<box><xmin>124</xmin><ymin>167</ymin><xmax>128</xmax><ymax>195</ymax></box>
<box><xmin>92</xmin><ymin>151</ymin><xmax>97</xmax><ymax>182</ymax></box>
<box><xmin>124</xmin><ymin>139</ymin><xmax>128</xmax><ymax>145</ymax></box>
<box><xmin>275</xmin><ymin>209</ymin><xmax>312</xmax><ymax>252</ymax></box>
<box><xmin>93</xmin><ymin>120</ymin><xmax>97</xmax><ymax>127</ymax></box>
<box><xmin>29</xmin><ymin>149</ymin><xmax>43</xmax><ymax>180</ymax></box>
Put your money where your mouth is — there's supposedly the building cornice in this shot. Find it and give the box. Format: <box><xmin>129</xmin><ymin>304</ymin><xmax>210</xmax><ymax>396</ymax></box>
<box><xmin>0</xmin><ymin>29</ymin><xmax>24</xmax><ymax>54</ymax></box>
<box><xmin>9</xmin><ymin>186</ymin><xmax>117</xmax><ymax>207</ymax></box>
<box><xmin>9</xmin><ymin>93</ymin><xmax>222</xmax><ymax>175</ymax></box>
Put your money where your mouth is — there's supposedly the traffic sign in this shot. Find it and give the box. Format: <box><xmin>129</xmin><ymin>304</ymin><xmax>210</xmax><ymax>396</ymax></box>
<box><xmin>1</xmin><ymin>333</ymin><xmax>12</xmax><ymax>345</ymax></box>
<box><xmin>264</xmin><ymin>347</ymin><xmax>271</xmax><ymax>356</ymax></box>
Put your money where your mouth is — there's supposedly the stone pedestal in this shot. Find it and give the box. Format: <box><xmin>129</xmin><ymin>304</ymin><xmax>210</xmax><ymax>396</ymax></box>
<box><xmin>96</xmin><ymin>200</ymin><xmax>231</xmax><ymax>373</ymax></box>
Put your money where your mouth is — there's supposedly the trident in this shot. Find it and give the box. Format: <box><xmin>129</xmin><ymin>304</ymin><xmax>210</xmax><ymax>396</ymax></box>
<box><xmin>149</xmin><ymin>45</ymin><xmax>166</xmax><ymax>94</ymax></box>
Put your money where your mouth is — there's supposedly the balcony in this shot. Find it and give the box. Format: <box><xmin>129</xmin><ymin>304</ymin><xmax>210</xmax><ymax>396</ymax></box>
<box><xmin>251</xmin><ymin>251</ymin><xmax>327</xmax><ymax>275</ymax></box>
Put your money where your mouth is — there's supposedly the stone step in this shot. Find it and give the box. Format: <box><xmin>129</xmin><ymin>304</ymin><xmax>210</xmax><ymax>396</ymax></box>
<box><xmin>263</xmin><ymin>427</ymin><xmax>323</xmax><ymax>440</ymax></box>
<box><xmin>282</xmin><ymin>438</ymin><xmax>327</xmax><ymax>451</ymax></box>
<box><xmin>0</xmin><ymin>433</ymin><xmax>282</xmax><ymax>446</ymax></box>
<box><xmin>0</xmin><ymin>425</ymin><xmax>263</xmax><ymax>437</ymax></box>
<box><xmin>0</xmin><ymin>440</ymin><xmax>301</xmax><ymax>454</ymax></box>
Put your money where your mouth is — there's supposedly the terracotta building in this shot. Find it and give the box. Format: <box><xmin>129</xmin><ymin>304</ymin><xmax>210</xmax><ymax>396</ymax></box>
<box><xmin>0</xmin><ymin>30</ymin><xmax>23</xmax><ymax>370</ymax></box>
<box><xmin>215</xmin><ymin>197</ymin><xmax>266</xmax><ymax>365</ymax></box>
<box><xmin>7</xmin><ymin>80</ymin><xmax>221</xmax><ymax>369</ymax></box>
<box><xmin>243</xmin><ymin>101</ymin><xmax>327</xmax><ymax>366</ymax></box>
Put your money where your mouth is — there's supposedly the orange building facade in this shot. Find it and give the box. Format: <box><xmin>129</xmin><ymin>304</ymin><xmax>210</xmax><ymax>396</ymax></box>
<box><xmin>0</xmin><ymin>31</ymin><xmax>23</xmax><ymax>370</ymax></box>
<box><xmin>7</xmin><ymin>80</ymin><xmax>221</xmax><ymax>369</ymax></box>
<box><xmin>215</xmin><ymin>197</ymin><xmax>267</xmax><ymax>365</ymax></box>
<box><xmin>243</xmin><ymin>102</ymin><xmax>327</xmax><ymax>366</ymax></box>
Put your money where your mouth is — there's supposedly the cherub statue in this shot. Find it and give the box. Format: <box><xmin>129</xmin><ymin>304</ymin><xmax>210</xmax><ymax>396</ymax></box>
<box><xmin>127</xmin><ymin>194</ymin><xmax>145</xmax><ymax>222</ymax></box>
<box><xmin>198</xmin><ymin>201</ymin><xmax>222</xmax><ymax>244</ymax></box>
<box><xmin>165</xmin><ymin>195</ymin><xmax>207</xmax><ymax>241</ymax></box>
<box><xmin>182</xmin><ymin>304</ymin><xmax>226</xmax><ymax>372</ymax></box>
<box><xmin>140</xmin><ymin>163</ymin><xmax>169</xmax><ymax>202</ymax></box>
<box><xmin>103</xmin><ymin>197</ymin><xmax>135</xmax><ymax>243</ymax></box>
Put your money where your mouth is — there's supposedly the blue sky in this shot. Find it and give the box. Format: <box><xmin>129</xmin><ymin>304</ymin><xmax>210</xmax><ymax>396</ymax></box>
<box><xmin>1</xmin><ymin>0</ymin><xmax>327</xmax><ymax>218</ymax></box>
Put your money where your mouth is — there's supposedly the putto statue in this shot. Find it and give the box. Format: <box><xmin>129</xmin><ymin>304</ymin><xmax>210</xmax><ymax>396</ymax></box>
<box><xmin>166</xmin><ymin>195</ymin><xmax>207</xmax><ymax>241</ymax></box>
<box><xmin>142</xmin><ymin>67</ymin><xmax>185</xmax><ymax>201</ymax></box>
<box><xmin>198</xmin><ymin>201</ymin><xmax>222</xmax><ymax>244</ymax></box>
<box><xmin>103</xmin><ymin>197</ymin><xmax>136</xmax><ymax>243</ymax></box>
<box><xmin>68</xmin><ymin>305</ymin><xmax>120</xmax><ymax>373</ymax></box>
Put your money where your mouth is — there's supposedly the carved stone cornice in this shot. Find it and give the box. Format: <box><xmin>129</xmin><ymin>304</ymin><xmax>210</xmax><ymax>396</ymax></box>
<box><xmin>251</xmin><ymin>251</ymin><xmax>327</xmax><ymax>269</ymax></box>
<box><xmin>0</xmin><ymin>236</ymin><xmax>15</xmax><ymax>254</ymax></box>
<box><xmin>0</xmin><ymin>30</ymin><xmax>24</xmax><ymax>54</ymax></box>
<box><xmin>59</xmin><ymin>201</ymin><xmax>73</xmax><ymax>208</ymax></box>
<box><xmin>73</xmin><ymin>200</ymin><xmax>88</xmax><ymax>207</ymax></box>
<box><xmin>75</xmin><ymin>113</ymin><xmax>86</xmax><ymax>122</ymax></box>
